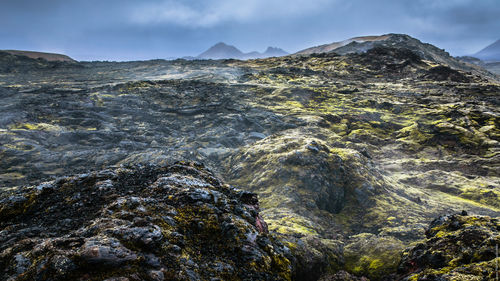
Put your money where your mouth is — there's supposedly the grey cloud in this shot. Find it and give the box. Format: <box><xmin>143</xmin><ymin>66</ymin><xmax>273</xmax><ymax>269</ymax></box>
<box><xmin>0</xmin><ymin>0</ymin><xmax>498</xmax><ymax>60</ymax></box>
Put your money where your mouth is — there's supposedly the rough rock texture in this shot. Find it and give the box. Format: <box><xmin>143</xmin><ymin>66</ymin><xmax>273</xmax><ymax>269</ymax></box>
<box><xmin>0</xmin><ymin>162</ymin><xmax>293</xmax><ymax>281</ymax></box>
<box><xmin>318</xmin><ymin>270</ymin><xmax>369</xmax><ymax>281</ymax></box>
<box><xmin>398</xmin><ymin>213</ymin><xmax>499</xmax><ymax>281</ymax></box>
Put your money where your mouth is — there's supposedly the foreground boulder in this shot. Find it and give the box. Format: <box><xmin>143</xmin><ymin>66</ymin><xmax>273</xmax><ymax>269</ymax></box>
<box><xmin>0</xmin><ymin>162</ymin><xmax>292</xmax><ymax>280</ymax></box>
<box><xmin>398</xmin><ymin>213</ymin><xmax>499</xmax><ymax>280</ymax></box>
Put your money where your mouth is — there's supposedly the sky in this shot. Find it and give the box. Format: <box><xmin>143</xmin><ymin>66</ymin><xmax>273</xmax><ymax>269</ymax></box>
<box><xmin>1</xmin><ymin>0</ymin><xmax>499</xmax><ymax>61</ymax></box>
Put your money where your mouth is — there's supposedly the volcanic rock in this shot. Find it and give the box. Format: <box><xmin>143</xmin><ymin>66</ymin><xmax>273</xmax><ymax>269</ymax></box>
<box><xmin>0</xmin><ymin>162</ymin><xmax>293</xmax><ymax>281</ymax></box>
<box><xmin>398</xmin><ymin>213</ymin><xmax>499</xmax><ymax>280</ymax></box>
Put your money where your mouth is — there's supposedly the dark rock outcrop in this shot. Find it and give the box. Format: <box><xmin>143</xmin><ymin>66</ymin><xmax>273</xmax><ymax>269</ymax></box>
<box><xmin>398</xmin><ymin>213</ymin><xmax>499</xmax><ymax>280</ymax></box>
<box><xmin>0</xmin><ymin>162</ymin><xmax>293</xmax><ymax>281</ymax></box>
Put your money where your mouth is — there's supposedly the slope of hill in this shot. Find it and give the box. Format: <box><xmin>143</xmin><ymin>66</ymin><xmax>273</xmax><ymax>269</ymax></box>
<box><xmin>474</xmin><ymin>39</ymin><xmax>500</xmax><ymax>62</ymax></box>
<box><xmin>297</xmin><ymin>35</ymin><xmax>391</xmax><ymax>55</ymax></box>
<box><xmin>197</xmin><ymin>42</ymin><xmax>288</xmax><ymax>60</ymax></box>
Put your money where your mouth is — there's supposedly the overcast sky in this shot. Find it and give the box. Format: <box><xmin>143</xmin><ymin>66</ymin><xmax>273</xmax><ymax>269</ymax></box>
<box><xmin>1</xmin><ymin>0</ymin><xmax>499</xmax><ymax>61</ymax></box>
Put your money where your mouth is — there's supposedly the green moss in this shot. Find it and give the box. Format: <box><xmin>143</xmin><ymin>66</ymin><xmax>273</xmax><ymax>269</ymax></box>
<box><xmin>397</xmin><ymin>123</ymin><xmax>433</xmax><ymax>146</ymax></box>
<box><xmin>460</xmin><ymin>188</ymin><xmax>500</xmax><ymax>209</ymax></box>
<box><xmin>267</xmin><ymin>216</ymin><xmax>319</xmax><ymax>236</ymax></box>
<box><xmin>0</xmin><ymin>191</ymin><xmax>37</xmax><ymax>221</ymax></box>
<box><xmin>8</xmin><ymin>122</ymin><xmax>63</xmax><ymax>132</ymax></box>
<box><xmin>344</xmin><ymin>233</ymin><xmax>404</xmax><ymax>280</ymax></box>
<box><xmin>270</xmin><ymin>253</ymin><xmax>292</xmax><ymax>281</ymax></box>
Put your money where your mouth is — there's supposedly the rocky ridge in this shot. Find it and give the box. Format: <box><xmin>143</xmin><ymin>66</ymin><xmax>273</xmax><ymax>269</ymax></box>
<box><xmin>296</xmin><ymin>33</ymin><xmax>498</xmax><ymax>80</ymax></box>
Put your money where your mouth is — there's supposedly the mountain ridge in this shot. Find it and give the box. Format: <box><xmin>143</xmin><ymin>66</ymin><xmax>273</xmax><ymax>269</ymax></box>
<box><xmin>295</xmin><ymin>33</ymin><xmax>498</xmax><ymax>80</ymax></box>
<box><xmin>197</xmin><ymin>42</ymin><xmax>288</xmax><ymax>60</ymax></box>
<box><xmin>296</xmin><ymin>35</ymin><xmax>392</xmax><ymax>55</ymax></box>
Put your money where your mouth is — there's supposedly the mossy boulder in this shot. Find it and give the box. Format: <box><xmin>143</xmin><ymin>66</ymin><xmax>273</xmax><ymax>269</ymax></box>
<box><xmin>398</xmin><ymin>213</ymin><xmax>499</xmax><ymax>280</ymax></box>
<box><xmin>226</xmin><ymin>128</ymin><xmax>388</xmax><ymax>278</ymax></box>
<box><xmin>227</xmin><ymin>128</ymin><xmax>384</xmax><ymax>228</ymax></box>
<box><xmin>0</xmin><ymin>162</ymin><xmax>293</xmax><ymax>281</ymax></box>
<box><xmin>344</xmin><ymin>233</ymin><xmax>404</xmax><ymax>280</ymax></box>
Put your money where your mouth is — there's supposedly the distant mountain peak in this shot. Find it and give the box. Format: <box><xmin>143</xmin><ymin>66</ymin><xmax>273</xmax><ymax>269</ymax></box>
<box><xmin>474</xmin><ymin>39</ymin><xmax>500</xmax><ymax>62</ymax></box>
<box><xmin>213</xmin><ymin>42</ymin><xmax>231</xmax><ymax>48</ymax></box>
<box><xmin>263</xmin><ymin>47</ymin><xmax>288</xmax><ymax>57</ymax></box>
<box><xmin>265</xmin><ymin>46</ymin><xmax>283</xmax><ymax>52</ymax></box>
<box><xmin>197</xmin><ymin>43</ymin><xmax>288</xmax><ymax>60</ymax></box>
<box><xmin>197</xmin><ymin>42</ymin><xmax>244</xmax><ymax>60</ymax></box>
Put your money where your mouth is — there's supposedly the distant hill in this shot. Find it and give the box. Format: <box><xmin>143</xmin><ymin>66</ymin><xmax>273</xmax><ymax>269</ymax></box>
<box><xmin>0</xmin><ymin>50</ymin><xmax>80</xmax><ymax>73</ymax></box>
<box><xmin>295</xmin><ymin>33</ymin><xmax>496</xmax><ymax>78</ymax></box>
<box><xmin>197</xmin><ymin>43</ymin><xmax>288</xmax><ymax>60</ymax></box>
<box><xmin>296</xmin><ymin>34</ymin><xmax>451</xmax><ymax>63</ymax></box>
<box><xmin>1</xmin><ymin>50</ymin><xmax>76</xmax><ymax>62</ymax></box>
<box><xmin>456</xmin><ymin>55</ymin><xmax>500</xmax><ymax>75</ymax></box>
<box><xmin>474</xmin><ymin>39</ymin><xmax>500</xmax><ymax>62</ymax></box>
<box><xmin>261</xmin><ymin>47</ymin><xmax>288</xmax><ymax>58</ymax></box>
